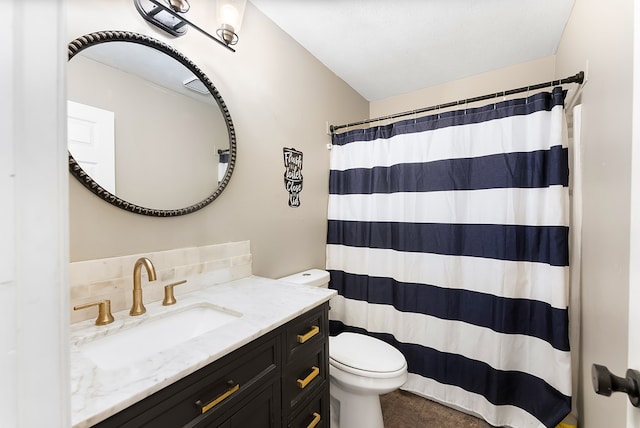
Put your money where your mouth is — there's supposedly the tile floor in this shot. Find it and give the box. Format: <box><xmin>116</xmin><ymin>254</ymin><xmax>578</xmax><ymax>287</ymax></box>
<box><xmin>380</xmin><ymin>390</ymin><xmax>495</xmax><ymax>427</ymax></box>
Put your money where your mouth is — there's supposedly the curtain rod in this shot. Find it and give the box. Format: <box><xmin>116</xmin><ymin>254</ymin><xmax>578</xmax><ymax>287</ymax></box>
<box><xmin>329</xmin><ymin>71</ymin><xmax>585</xmax><ymax>134</ymax></box>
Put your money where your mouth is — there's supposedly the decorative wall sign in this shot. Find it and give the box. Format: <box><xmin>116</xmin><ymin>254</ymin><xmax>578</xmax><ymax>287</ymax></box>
<box><xmin>283</xmin><ymin>147</ymin><xmax>303</xmax><ymax>207</ymax></box>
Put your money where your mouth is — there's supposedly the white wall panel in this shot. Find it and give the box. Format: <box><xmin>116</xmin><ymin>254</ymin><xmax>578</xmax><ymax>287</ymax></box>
<box><xmin>3</xmin><ymin>0</ymin><xmax>69</xmax><ymax>426</ymax></box>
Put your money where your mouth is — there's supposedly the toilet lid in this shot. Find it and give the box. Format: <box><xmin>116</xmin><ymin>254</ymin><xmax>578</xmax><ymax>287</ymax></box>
<box><xmin>330</xmin><ymin>332</ymin><xmax>406</xmax><ymax>373</ymax></box>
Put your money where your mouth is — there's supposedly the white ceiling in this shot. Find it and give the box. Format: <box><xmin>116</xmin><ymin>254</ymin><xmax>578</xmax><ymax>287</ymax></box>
<box><xmin>249</xmin><ymin>0</ymin><xmax>575</xmax><ymax>101</ymax></box>
<box><xmin>78</xmin><ymin>42</ymin><xmax>217</xmax><ymax>105</ymax></box>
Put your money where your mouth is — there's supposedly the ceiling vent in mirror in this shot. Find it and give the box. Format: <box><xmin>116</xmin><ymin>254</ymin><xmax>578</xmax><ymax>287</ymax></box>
<box><xmin>183</xmin><ymin>76</ymin><xmax>209</xmax><ymax>94</ymax></box>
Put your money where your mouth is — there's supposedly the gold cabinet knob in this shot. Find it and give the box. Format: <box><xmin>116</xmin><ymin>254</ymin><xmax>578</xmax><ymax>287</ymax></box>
<box><xmin>162</xmin><ymin>280</ymin><xmax>187</xmax><ymax>306</ymax></box>
<box><xmin>74</xmin><ymin>300</ymin><xmax>115</xmax><ymax>325</ymax></box>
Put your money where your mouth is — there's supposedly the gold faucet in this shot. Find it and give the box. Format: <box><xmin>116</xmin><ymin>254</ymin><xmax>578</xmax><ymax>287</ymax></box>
<box><xmin>162</xmin><ymin>280</ymin><xmax>187</xmax><ymax>306</ymax></box>
<box><xmin>74</xmin><ymin>299</ymin><xmax>115</xmax><ymax>325</ymax></box>
<box><xmin>130</xmin><ymin>257</ymin><xmax>157</xmax><ymax>316</ymax></box>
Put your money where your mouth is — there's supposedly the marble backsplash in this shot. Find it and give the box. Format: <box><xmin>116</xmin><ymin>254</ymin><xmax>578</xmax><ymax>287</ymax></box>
<box><xmin>70</xmin><ymin>241</ymin><xmax>252</xmax><ymax>324</ymax></box>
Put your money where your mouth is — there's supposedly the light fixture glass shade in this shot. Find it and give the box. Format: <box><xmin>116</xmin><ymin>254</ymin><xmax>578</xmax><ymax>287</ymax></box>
<box><xmin>215</xmin><ymin>0</ymin><xmax>247</xmax><ymax>34</ymax></box>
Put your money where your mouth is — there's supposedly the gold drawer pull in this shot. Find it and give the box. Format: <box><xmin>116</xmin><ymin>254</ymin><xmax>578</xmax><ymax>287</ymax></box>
<box><xmin>297</xmin><ymin>325</ymin><xmax>320</xmax><ymax>343</ymax></box>
<box><xmin>196</xmin><ymin>382</ymin><xmax>240</xmax><ymax>414</ymax></box>
<box><xmin>297</xmin><ymin>366</ymin><xmax>320</xmax><ymax>389</ymax></box>
<box><xmin>307</xmin><ymin>412</ymin><xmax>321</xmax><ymax>428</ymax></box>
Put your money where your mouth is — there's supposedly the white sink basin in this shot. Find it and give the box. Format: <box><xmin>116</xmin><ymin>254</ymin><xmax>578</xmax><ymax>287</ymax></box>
<box><xmin>78</xmin><ymin>304</ymin><xmax>241</xmax><ymax>370</ymax></box>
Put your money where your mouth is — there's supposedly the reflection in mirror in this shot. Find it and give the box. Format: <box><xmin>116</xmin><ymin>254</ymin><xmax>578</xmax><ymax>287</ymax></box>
<box><xmin>67</xmin><ymin>31</ymin><xmax>236</xmax><ymax>216</ymax></box>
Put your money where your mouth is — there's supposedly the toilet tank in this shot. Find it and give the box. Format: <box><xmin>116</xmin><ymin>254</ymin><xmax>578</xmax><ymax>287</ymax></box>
<box><xmin>278</xmin><ymin>269</ymin><xmax>330</xmax><ymax>288</ymax></box>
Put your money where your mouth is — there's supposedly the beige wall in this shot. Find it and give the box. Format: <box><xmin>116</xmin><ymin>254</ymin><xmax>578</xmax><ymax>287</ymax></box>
<box><xmin>370</xmin><ymin>55</ymin><xmax>557</xmax><ymax>118</ymax></box>
<box><xmin>67</xmin><ymin>0</ymin><xmax>368</xmax><ymax>278</ymax></box>
<box><xmin>555</xmin><ymin>1</ymin><xmax>634</xmax><ymax>427</ymax></box>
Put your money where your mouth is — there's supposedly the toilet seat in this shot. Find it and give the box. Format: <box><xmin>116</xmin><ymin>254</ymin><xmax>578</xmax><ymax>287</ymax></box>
<box><xmin>329</xmin><ymin>333</ymin><xmax>407</xmax><ymax>379</ymax></box>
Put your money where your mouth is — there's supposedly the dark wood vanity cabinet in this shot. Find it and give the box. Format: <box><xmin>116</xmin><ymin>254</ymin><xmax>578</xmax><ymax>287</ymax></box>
<box><xmin>92</xmin><ymin>302</ymin><xmax>329</xmax><ymax>428</ymax></box>
<box><xmin>282</xmin><ymin>306</ymin><xmax>329</xmax><ymax>427</ymax></box>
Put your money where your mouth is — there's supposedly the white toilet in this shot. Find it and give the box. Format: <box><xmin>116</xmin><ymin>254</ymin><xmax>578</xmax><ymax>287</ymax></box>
<box><xmin>279</xmin><ymin>269</ymin><xmax>408</xmax><ymax>428</ymax></box>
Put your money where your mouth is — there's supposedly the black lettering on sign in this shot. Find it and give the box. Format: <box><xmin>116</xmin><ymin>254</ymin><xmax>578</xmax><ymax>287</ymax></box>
<box><xmin>283</xmin><ymin>147</ymin><xmax>303</xmax><ymax>207</ymax></box>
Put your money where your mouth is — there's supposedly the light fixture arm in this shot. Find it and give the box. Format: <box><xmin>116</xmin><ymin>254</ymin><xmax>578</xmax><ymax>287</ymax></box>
<box><xmin>134</xmin><ymin>0</ymin><xmax>236</xmax><ymax>52</ymax></box>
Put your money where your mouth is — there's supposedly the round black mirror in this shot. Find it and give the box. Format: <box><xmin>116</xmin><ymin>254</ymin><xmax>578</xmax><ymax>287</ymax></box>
<box><xmin>67</xmin><ymin>31</ymin><xmax>236</xmax><ymax>216</ymax></box>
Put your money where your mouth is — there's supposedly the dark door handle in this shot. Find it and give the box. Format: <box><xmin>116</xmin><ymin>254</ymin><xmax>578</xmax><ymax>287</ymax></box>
<box><xmin>592</xmin><ymin>363</ymin><xmax>640</xmax><ymax>406</ymax></box>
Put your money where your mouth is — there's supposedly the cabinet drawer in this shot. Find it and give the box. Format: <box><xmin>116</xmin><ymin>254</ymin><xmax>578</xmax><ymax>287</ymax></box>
<box><xmin>94</xmin><ymin>333</ymin><xmax>279</xmax><ymax>428</ymax></box>
<box><xmin>285</xmin><ymin>304</ymin><xmax>327</xmax><ymax>363</ymax></box>
<box><xmin>287</xmin><ymin>387</ymin><xmax>329</xmax><ymax>428</ymax></box>
<box><xmin>187</xmin><ymin>379</ymin><xmax>281</xmax><ymax>428</ymax></box>
<box><xmin>283</xmin><ymin>347</ymin><xmax>326</xmax><ymax>414</ymax></box>
<box><xmin>187</xmin><ymin>344</ymin><xmax>277</xmax><ymax>418</ymax></box>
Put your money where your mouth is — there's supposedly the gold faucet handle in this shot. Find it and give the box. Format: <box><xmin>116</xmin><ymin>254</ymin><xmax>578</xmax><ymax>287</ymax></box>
<box><xmin>162</xmin><ymin>280</ymin><xmax>187</xmax><ymax>306</ymax></box>
<box><xmin>74</xmin><ymin>300</ymin><xmax>115</xmax><ymax>326</ymax></box>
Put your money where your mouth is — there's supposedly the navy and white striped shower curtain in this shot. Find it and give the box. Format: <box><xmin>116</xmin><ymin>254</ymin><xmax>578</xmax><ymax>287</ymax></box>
<box><xmin>327</xmin><ymin>87</ymin><xmax>571</xmax><ymax>428</ymax></box>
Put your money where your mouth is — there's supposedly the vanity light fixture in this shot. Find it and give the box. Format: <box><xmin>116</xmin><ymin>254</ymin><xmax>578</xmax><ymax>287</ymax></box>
<box><xmin>215</xmin><ymin>0</ymin><xmax>246</xmax><ymax>46</ymax></box>
<box><xmin>133</xmin><ymin>0</ymin><xmax>246</xmax><ymax>52</ymax></box>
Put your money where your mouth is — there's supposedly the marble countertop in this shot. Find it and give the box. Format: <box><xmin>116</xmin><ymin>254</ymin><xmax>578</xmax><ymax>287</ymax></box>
<box><xmin>70</xmin><ymin>275</ymin><xmax>336</xmax><ymax>428</ymax></box>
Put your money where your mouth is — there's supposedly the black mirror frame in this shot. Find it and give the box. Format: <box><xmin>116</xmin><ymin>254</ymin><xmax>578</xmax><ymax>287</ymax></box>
<box><xmin>67</xmin><ymin>30</ymin><xmax>237</xmax><ymax>217</ymax></box>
